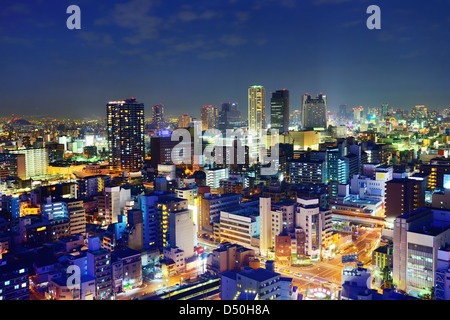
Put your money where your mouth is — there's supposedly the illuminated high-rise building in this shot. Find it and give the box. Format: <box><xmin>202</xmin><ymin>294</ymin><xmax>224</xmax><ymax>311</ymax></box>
<box><xmin>9</xmin><ymin>148</ymin><xmax>48</xmax><ymax>179</ymax></box>
<box><xmin>248</xmin><ymin>85</ymin><xmax>266</xmax><ymax>135</ymax></box>
<box><xmin>107</xmin><ymin>97</ymin><xmax>145</xmax><ymax>172</ymax></box>
<box><xmin>178</xmin><ymin>113</ymin><xmax>192</xmax><ymax>128</ymax></box>
<box><xmin>338</xmin><ymin>104</ymin><xmax>348</xmax><ymax>118</ymax></box>
<box><xmin>218</xmin><ymin>102</ymin><xmax>242</xmax><ymax>132</ymax></box>
<box><xmin>301</xmin><ymin>93</ymin><xmax>327</xmax><ymax>130</ymax></box>
<box><xmin>200</xmin><ymin>105</ymin><xmax>219</xmax><ymax>131</ymax></box>
<box><xmin>151</xmin><ymin>104</ymin><xmax>165</xmax><ymax>130</ymax></box>
<box><xmin>270</xmin><ymin>89</ymin><xmax>290</xmax><ymax>134</ymax></box>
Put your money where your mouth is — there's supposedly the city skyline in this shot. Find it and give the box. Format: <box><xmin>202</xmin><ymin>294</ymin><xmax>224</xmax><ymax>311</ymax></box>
<box><xmin>1</xmin><ymin>0</ymin><xmax>450</xmax><ymax>119</ymax></box>
<box><xmin>1</xmin><ymin>0</ymin><xmax>450</xmax><ymax>301</ymax></box>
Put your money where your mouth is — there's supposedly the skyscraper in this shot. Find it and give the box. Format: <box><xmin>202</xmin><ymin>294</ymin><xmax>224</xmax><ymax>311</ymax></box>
<box><xmin>200</xmin><ymin>105</ymin><xmax>219</xmax><ymax>131</ymax></box>
<box><xmin>248</xmin><ymin>85</ymin><xmax>266</xmax><ymax>135</ymax></box>
<box><xmin>151</xmin><ymin>104</ymin><xmax>165</xmax><ymax>130</ymax></box>
<box><xmin>270</xmin><ymin>89</ymin><xmax>290</xmax><ymax>134</ymax></box>
<box><xmin>301</xmin><ymin>93</ymin><xmax>327</xmax><ymax>130</ymax></box>
<box><xmin>218</xmin><ymin>102</ymin><xmax>242</xmax><ymax>132</ymax></box>
<box><xmin>178</xmin><ymin>113</ymin><xmax>192</xmax><ymax>128</ymax></box>
<box><xmin>107</xmin><ymin>98</ymin><xmax>145</xmax><ymax>172</ymax></box>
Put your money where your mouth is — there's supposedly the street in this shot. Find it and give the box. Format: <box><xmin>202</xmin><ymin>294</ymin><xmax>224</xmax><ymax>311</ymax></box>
<box><xmin>276</xmin><ymin>227</ymin><xmax>382</xmax><ymax>297</ymax></box>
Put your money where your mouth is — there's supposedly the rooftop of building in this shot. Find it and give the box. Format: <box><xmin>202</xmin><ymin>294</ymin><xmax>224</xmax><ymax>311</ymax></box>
<box><xmin>439</xmin><ymin>244</ymin><xmax>450</xmax><ymax>252</ymax></box>
<box><xmin>220</xmin><ymin>270</ymin><xmax>237</xmax><ymax>280</ymax></box>
<box><xmin>205</xmin><ymin>167</ymin><xmax>228</xmax><ymax>171</ymax></box>
<box><xmin>236</xmin><ymin>291</ymin><xmax>258</xmax><ymax>300</ymax></box>
<box><xmin>112</xmin><ymin>247</ymin><xmax>141</xmax><ymax>260</ymax></box>
<box><xmin>156</xmin><ymin>195</ymin><xmax>186</xmax><ymax>204</ymax></box>
<box><xmin>290</xmin><ymin>159</ymin><xmax>325</xmax><ymax>163</ymax></box>
<box><xmin>51</xmin><ymin>274</ymin><xmax>95</xmax><ymax>287</ymax></box>
<box><xmin>225</xmin><ymin>205</ymin><xmax>259</xmax><ymax>218</ymax></box>
<box><xmin>0</xmin><ymin>259</ymin><xmax>28</xmax><ymax>279</ymax></box>
<box><xmin>373</xmin><ymin>245</ymin><xmax>392</xmax><ymax>254</ymax></box>
<box><xmin>238</xmin><ymin>267</ymin><xmax>279</xmax><ymax>282</ymax></box>
<box><xmin>272</xmin><ymin>199</ymin><xmax>297</xmax><ymax>209</ymax></box>
<box><xmin>205</xmin><ymin>192</ymin><xmax>242</xmax><ymax>200</ymax></box>
<box><xmin>344</xmin><ymin>153</ymin><xmax>358</xmax><ymax>159</ymax></box>
<box><xmin>34</xmin><ymin>253</ymin><xmax>59</xmax><ymax>268</ymax></box>
<box><xmin>215</xmin><ymin>242</ymin><xmax>254</xmax><ymax>253</ymax></box>
<box><xmin>88</xmin><ymin>248</ymin><xmax>110</xmax><ymax>256</ymax></box>
<box><xmin>398</xmin><ymin>207</ymin><xmax>450</xmax><ymax>236</ymax></box>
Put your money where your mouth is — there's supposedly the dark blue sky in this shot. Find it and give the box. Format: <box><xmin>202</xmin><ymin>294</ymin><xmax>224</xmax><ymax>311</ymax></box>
<box><xmin>1</xmin><ymin>0</ymin><xmax>450</xmax><ymax>120</ymax></box>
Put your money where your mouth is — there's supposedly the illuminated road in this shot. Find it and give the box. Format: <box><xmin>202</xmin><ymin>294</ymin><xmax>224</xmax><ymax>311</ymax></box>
<box><xmin>276</xmin><ymin>227</ymin><xmax>382</xmax><ymax>298</ymax></box>
<box><xmin>115</xmin><ymin>227</ymin><xmax>381</xmax><ymax>300</ymax></box>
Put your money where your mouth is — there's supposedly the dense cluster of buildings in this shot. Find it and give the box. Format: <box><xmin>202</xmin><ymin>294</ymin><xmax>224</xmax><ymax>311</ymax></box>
<box><xmin>0</xmin><ymin>89</ymin><xmax>450</xmax><ymax>301</ymax></box>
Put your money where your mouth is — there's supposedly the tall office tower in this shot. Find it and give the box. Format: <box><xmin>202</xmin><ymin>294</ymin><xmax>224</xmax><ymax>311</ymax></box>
<box><xmin>321</xmin><ymin>148</ymin><xmax>349</xmax><ymax>198</ymax></box>
<box><xmin>64</xmin><ymin>199</ymin><xmax>87</xmax><ymax>237</ymax></box>
<box><xmin>289</xmin><ymin>159</ymin><xmax>327</xmax><ymax>184</ymax></box>
<box><xmin>381</xmin><ymin>103</ymin><xmax>389</xmax><ymax>116</ymax></box>
<box><xmin>0</xmin><ymin>153</ymin><xmax>26</xmax><ymax>180</ymax></box>
<box><xmin>138</xmin><ymin>194</ymin><xmax>158</xmax><ymax>248</ymax></box>
<box><xmin>0</xmin><ymin>260</ymin><xmax>30</xmax><ymax>300</ymax></box>
<box><xmin>149</xmin><ymin>136</ymin><xmax>179</xmax><ymax>169</ymax></box>
<box><xmin>392</xmin><ymin>207</ymin><xmax>450</xmax><ymax>297</ymax></box>
<box><xmin>259</xmin><ymin>197</ymin><xmax>272</xmax><ymax>258</ymax></box>
<box><xmin>178</xmin><ymin>113</ymin><xmax>192</xmax><ymax>128</ymax></box>
<box><xmin>201</xmin><ymin>105</ymin><xmax>219</xmax><ymax>131</ymax></box>
<box><xmin>218</xmin><ymin>102</ymin><xmax>242</xmax><ymax>132</ymax></box>
<box><xmin>107</xmin><ymin>98</ymin><xmax>145</xmax><ymax>172</ymax></box>
<box><xmin>419</xmin><ymin>158</ymin><xmax>450</xmax><ymax>191</ymax></box>
<box><xmin>199</xmin><ymin>192</ymin><xmax>242</xmax><ymax>233</ymax></box>
<box><xmin>86</xmin><ymin>237</ymin><xmax>112</xmax><ymax>300</ymax></box>
<box><xmin>248</xmin><ymin>85</ymin><xmax>266</xmax><ymax>135</ymax></box>
<box><xmin>126</xmin><ymin>209</ymin><xmax>144</xmax><ymax>251</ymax></box>
<box><xmin>385</xmin><ymin>177</ymin><xmax>427</xmax><ymax>225</ymax></box>
<box><xmin>98</xmin><ymin>186</ymin><xmax>131</xmax><ymax>226</ymax></box>
<box><xmin>295</xmin><ymin>197</ymin><xmax>332</xmax><ymax>259</ymax></box>
<box><xmin>338</xmin><ymin>104</ymin><xmax>348</xmax><ymax>118</ymax></box>
<box><xmin>205</xmin><ymin>167</ymin><xmax>229</xmax><ymax>189</ymax></box>
<box><xmin>301</xmin><ymin>93</ymin><xmax>327</xmax><ymax>130</ymax></box>
<box><xmin>169</xmin><ymin>207</ymin><xmax>196</xmax><ymax>259</ymax></box>
<box><xmin>154</xmin><ymin>196</ymin><xmax>190</xmax><ymax>252</ymax></box>
<box><xmin>259</xmin><ymin>197</ymin><xmax>297</xmax><ymax>257</ymax></box>
<box><xmin>270</xmin><ymin>89</ymin><xmax>290</xmax><ymax>134</ymax></box>
<box><xmin>151</xmin><ymin>104</ymin><xmax>165</xmax><ymax>130</ymax></box>
<box><xmin>9</xmin><ymin>148</ymin><xmax>48</xmax><ymax>179</ymax></box>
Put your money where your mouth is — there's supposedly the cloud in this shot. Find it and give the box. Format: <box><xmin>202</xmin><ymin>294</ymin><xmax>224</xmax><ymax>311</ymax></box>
<box><xmin>77</xmin><ymin>31</ymin><xmax>114</xmax><ymax>47</ymax></box>
<box><xmin>341</xmin><ymin>19</ymin><xmax>362</xmax><ymax>28</ymax></box>
<box><xmin>311</xmin><ymin>0</ymin><xmax>352</xmax><ymax>5</ymax></box>
<box><xmin>376</xmin><ymin>32</ymin><xmax>395</xmax><ymax>43</ymax></box>
<box><xmin>177</xmin><ymin>10</ymin><xmax>198</xmax><ymax>22</ymax></box>
<box><xmin>95</xmin><ymin>58</ymin><xmax>120</xmax><ymax>66</ymax></box>
<box><xmin>279</xmin><ymin>0</ymin><xmax>296</xmax><ymax>8</ymax></box>
<box><xmin>0</xmin><ymin>3</ymin><xmax>32</xmax><ymax>16</ymax></box>
<box><xmin>95</xmin><ymin>0</ymin><xmax>162</xmax><ymax>44</ymax></box>
<box><xmin>0</xmin><ymin>36</ymin><xmax>33</xmax><ymax>46</ymax></box>
<box><xmin>220</xmin><ymin>35</ymin><xmax>247</xmax><ymax>47</ymax></box>
<box><xmin>171</xmin><ymin>9</ymin><xmax>218</xmax><ymax>23</ymax></box>
<box><xmin>171</xmin><ymin>39</ymin><xmax>206</xmax><ymax>53</ymax></box>
<box><xmin>234</xmin><ymin>11</ymin><xmax>250</xmax><ymax>23</ymax></box>
<box><xmin>198</xmin><ymin>50</ymin><xmax>232</xmax><ymax>60</ymax></box>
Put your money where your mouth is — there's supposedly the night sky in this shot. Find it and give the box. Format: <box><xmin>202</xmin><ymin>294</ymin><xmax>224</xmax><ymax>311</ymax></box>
<box><xmin>1</xmin><ymin>0</ymin><xmax>450</xmax><ymax>120</ymax></box>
